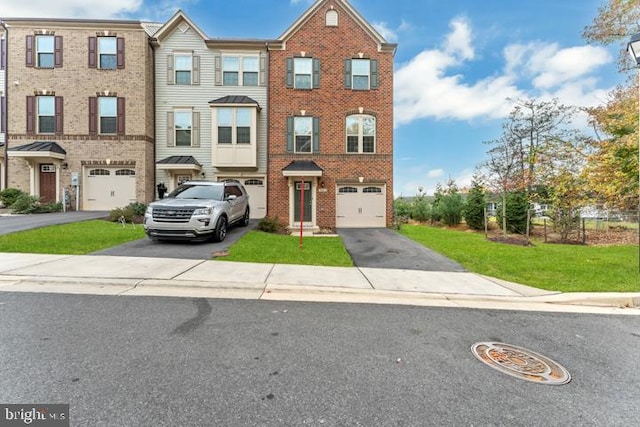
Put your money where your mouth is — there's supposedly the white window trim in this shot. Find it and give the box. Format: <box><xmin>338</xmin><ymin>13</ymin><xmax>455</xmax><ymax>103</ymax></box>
<box><xmin>98</xmin><ymin>97</ymin><xmax>117</xmax><ymax>135</ymax></box>
<box><xmin>222</xmin><ymin>54</ymin><xmax>259</xmax><ymax>86</ymax></box>
<box><xmin>97</xmin><ymin>36</ymin><xmax>117</xmax><ymax>70</ymax></box>
<box><xmin>212</xmin><ymin>107</ymin><xmax>257</xmax><ymax>145</ymax></box>
<box><xmin>352</xmin><ymin>59</ymin><xmax>371</xmax><ymax>90</ymax></box>
<box><xmin>174</xmin><ymin>53</ymin><xmax>193</xmax><ymax>85</ymax></box>
<box><xmin>36</xmin><ymin>35</ymin><xmax>54</xmax><ymax>68</ymax></box>
<box><xmin>294</xmin><ymin>57</ymin><xmax>312</xmax><ymax>90</ymax></box>
<box><xmin>174</xmin><ymin>109</ymin><xmax>193</xmax><ymax>147</ymax></box>
<box><xmin>37</xmin><ymin>96</ymin><xmax>55</xmax><ymax>134</ymax></box>
<box><xmin>346</xmin><ymin>114</ymin><xmax>376</xmax><ymax>154</ymax></box>
<box><xmin>294</xmin><ymin>116</ymin><xmax>313</xmax><ymax>153</ymax></box>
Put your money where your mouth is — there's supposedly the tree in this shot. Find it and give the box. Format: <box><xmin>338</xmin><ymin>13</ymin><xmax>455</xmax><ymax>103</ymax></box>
<box><xmin>583</xmin><ymin>0</ymin><xmax>640</xmax><ymax>69</ymax></box>
<box><xmin>585</xmin><ymin>84</ymin><xmax>639</xmax><ymax>210</ymax></box>
<box><xmin>496</xmin><ymin>191</ymin><xmax>529</xmax><ymax>235</ymax></box>
<box><xmin>463</xmin><ymin>177</ymin><xmax>486</xmax><ymax>230</ymax></box>
<box><xmin>439</xmin><ymin>178</ymin><xmax>463</xmax><ymax>227</ymax></box>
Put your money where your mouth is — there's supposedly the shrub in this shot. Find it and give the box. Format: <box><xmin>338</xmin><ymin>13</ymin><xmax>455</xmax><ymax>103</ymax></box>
<box><xmin>463</xmin><ymin>179</ymin><xmax>486</xmax><ymax>230</ymax></box>
<box><xmin>109</xmin><ymin>202</ymin><xmax>147</xmax><ymax>224</ymax></box>
<box><xmin>496</xmin><ymin>191</ymin><xmax>530</xmax><ymax>234</ymax></box>
<box><xmin>394</xmin><ymin>197</ymin><xmax>412</xmax><ymax>218</ymax></box>
<box><xmin>9</xmin><ymin>194</ymin><xmax>62</xmax><ymax>214</ymax></box>
<box><xmin>439</xmin><ymin>193</ymin><xmax>464</xmax><ymax>226</ymax></box>
<box><xmin>258</xmin><ymin>216</ymin><xmax>288</xmax><ymax>234</ymax></box>
<box><xmin>411</xmin><ymin>196</ymin><xmax>431</xmax><ymax>222</ymax></box>
<box><xmin>0</xmin><ymin>188</ymin><xmax>26</xmax><ymax>208</ymax></box>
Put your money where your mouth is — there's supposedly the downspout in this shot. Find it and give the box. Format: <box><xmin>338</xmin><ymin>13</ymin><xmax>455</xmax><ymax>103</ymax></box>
<box><xmin>150</xmin><ymin>37</ymin><xmax>156</xmax><ymax>202</ymax></box>
<box><xmin>1</xmin><ymin>20</ymin><xmax>8</xmax><ymax>190</ymax></box>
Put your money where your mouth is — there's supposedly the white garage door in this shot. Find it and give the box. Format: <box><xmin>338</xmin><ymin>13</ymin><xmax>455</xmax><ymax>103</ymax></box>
<box><xmin>84</xmin><ymin>168</ymin><xmax>137</xmax><ymax>211</ymax></box>
<box><xmin>220</xmin><ymin>177</ymin><xmax>266</xmax><ymax>219</ymax></box>
<box><xmin>336</xmin><ymin>185</ymin><xmax>386</xmax><ymax>228</ymax></box>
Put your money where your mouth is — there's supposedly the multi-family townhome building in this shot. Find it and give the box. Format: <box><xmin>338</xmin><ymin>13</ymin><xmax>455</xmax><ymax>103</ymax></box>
<box><xmin>152</xmin><ymin>11</ymin><xmax>272</xmax><ymax>219</ymax></box>
<box><xmin>267</xmin><ymin>0</ymin><xmax>396</xmax><ymax>230</ymax></box>
<box><xmin>1</xmin><ymin>28</ymin><xmax>6</xmax><ymax>189</ymax></box>
<box><xmin>0</xmin><ymin>17</ymin><xmax>158</xmax><ymax>210</ymax></box>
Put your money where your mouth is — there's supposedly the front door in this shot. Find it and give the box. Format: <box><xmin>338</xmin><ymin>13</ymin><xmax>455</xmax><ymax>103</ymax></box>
<box><xmin>39</xmin><ymin>164</ymin><xmax>56</xmax><ymax>203</ymax></box>
<box><xmin>294</xmin><ymin>181</ymin><xmax>312</xmax><ymax>222</ymax></box>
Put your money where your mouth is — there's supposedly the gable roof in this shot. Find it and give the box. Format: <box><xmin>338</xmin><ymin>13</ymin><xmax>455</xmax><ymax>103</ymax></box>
<box><xmin>152</xmin><ymin>9</ymin><xmax>208</xmax><ymax>42</ymax></box>
<box><xmin>278</xmin><ymin>0</ymin><xmax>396</xmax><ymax>53</ymax></box>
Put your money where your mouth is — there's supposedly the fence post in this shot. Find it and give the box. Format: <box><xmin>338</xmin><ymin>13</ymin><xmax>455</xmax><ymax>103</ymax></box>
<box><xmin>544</xmin><ymin>218</ymin><xmax>547</xmax><ymax>243</ymax></box>
<box><xmin>582</xmin><ymin>218</ymin><xmax>586</xmax><ymax>245</ymax></box>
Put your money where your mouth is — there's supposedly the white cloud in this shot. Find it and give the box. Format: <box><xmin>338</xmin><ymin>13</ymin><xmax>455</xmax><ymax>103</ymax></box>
<box><xmin>373</xmin><ymin>21</ymin><xmax>398</xmax><ymax>43</ymax></box>
<box><xmin>427</xmin><ymin>169</ymin><xmax>444</xmax><ymax>178</ymax></box>
<box><xmin>1</xmin><ymin>0</ymin><xmax>143</xmax><ymax>18</ymax></box>
<box><xmin>395</xmin><ymin>17</ymin><xmax>614</xmax><ymax>126</ymax></box>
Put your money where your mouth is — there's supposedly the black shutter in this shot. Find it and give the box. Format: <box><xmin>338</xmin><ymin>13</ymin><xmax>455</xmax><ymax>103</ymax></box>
<box><xmin>117</xmin><ymin>97</ymin><xmax>125</xmax><ymax>135</ymax></box>
<box><xmin>312</xmin><ymin>58</ymin><xmax>320</xmax><ymax>89</ymax></box>
<box><xmin>286</xmin><ymin>58</ymin><xmax>294</xmax><ymax>88</ymax></box>
<box><xmin>313</xmin><ymin>117</ymin><xmax>320</xmax><ymax>153</ymax></box>
<box><xmin>26</xmin><ymin>35</ymin><xmax>34</xmax><ymax>67</ymax></box>
<box><xmin>286</xmin><ymin>117</ymin><xmax>294</xmax><ymax>152</ymax></box>
<box><xmin>26</xmin><ymin>96</ymin><xmax>35</xmax><ymax>134</ymax></box>
<box><xmin>370</xmin><ymin>59</ymin><xmax>378</xmax><ymax>89</ymax></box>
<box><xmin>88</xmin><ymin>97</ymin><xmax>97</xmax><ymax>135</ymax></box>
<box><xmin>344</xmin><ymin>59</ymin><xmax>351</xmax><ymax>89</ymax></box>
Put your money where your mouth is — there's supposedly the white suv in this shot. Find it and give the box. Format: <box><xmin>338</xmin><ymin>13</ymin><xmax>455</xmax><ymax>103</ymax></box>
<box><xmin>144</xmin><ymin>180</ymin><xmax>250</xmax><ymax>242</ymax></box>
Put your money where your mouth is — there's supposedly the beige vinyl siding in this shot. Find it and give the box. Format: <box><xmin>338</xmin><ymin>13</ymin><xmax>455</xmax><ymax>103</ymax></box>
<box><xmin>154</xmin><ymin>24</ymin><xmax>268</xmax><ymax>184</ymax></box>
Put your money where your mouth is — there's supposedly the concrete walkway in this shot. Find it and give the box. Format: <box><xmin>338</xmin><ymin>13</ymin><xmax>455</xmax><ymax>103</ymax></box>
<box><xmin>0</xmin><ymin>253</ymin><xmax>638</xmax><ymax>315</ymax></box>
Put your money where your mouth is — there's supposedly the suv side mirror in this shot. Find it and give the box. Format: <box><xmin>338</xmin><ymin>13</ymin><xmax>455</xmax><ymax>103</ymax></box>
<box><xmin>226</xmin><ymin>194</ymin><xmax>237</xmax><ymax>201</ymax></box>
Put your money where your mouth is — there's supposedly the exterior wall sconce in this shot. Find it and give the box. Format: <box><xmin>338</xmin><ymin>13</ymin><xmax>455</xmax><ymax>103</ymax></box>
<box><xmin>61</xmin><ymin>162</ymin><xmax>68</xmax><ymax>170</ymax></box>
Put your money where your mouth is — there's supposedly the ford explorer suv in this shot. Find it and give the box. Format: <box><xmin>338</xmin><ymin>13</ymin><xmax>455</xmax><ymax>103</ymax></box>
<box><xmin>144</xmin><ymin>180</ymin><xmax>250</xmax><ymax>242</ymax></box>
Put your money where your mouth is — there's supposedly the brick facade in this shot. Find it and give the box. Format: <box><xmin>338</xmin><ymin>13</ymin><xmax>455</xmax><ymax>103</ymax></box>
<box><xmin>2</xmin><ymin>19</ymin><xmax>155</xmax><ymax>209</ymax></box>
<box><xmin>268</xmin><ymin>0</ymin><xmax>395</xmax><ymax>228</ymax></box>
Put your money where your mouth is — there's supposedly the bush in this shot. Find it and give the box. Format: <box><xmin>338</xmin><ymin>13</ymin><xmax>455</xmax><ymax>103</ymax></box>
<box><xmin>257</xmin><ymin>216</ymin><xmax>288</xmax><ymax>234</ymax></box>
<box><xmin>9</xmin><ymin>194</ymin><xmax>62</xmax><ymax>214</ymax></box>
<box><xmin>109</xmin><ymin>202</ymin><xmax>147</xmax><ymax>224</ymax></box>
<box><xmin>463</xmin><ymin>179</ymin><xmax>486</xmax><ymax>230</ymax></box>
<box><xmin>0</xmin><ymin>188</ymin><xmax>26</xmax><ymax>208</ymax></box>
<box><xmin>439</xmin><ymin>193</ymin><xmax>464</xmax><ymax>226</ymax></box>
<box><xmin>394</xmin><ymin>197</ymin><xmax>412</xmax><ymax>218</ymax></box>
<box><xmin>496</xmin><ymin>191</ymin><xmax>530</xmax><ymax>234</ymax></box>
<box><xmin>411</xmin><ymin>196</ymin><xmax>431</xmax><ymax>222</ymax></box>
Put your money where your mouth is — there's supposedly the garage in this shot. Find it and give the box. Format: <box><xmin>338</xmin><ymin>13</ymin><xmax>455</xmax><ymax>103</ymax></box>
<box><xmin>84</xmin><ymin>167</ymin><xmax>136</xmax><ymax>210</ymax></box>
<box><xmin>219</xmin><ymin>177</ymin><xmax>266</xmax><ymax>219</ymax></box>
<box><xmin>336</xmin><ymin>185</ymin><xmax>386</xmax><ymax>228</ymax></box>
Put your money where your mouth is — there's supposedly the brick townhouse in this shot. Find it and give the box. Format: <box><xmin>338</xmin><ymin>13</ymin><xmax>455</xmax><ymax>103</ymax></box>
<box><xmin>268</xmin><ymin>0</ymin><xmax>396</xmax><ymax>230</ymax></box>
<box><xmin>0</xmin><ymin>18</ymin><xmax>157</xmax><ymax>210</ymax></box>
<box><xmin>0</xmin><ymin>0</ymin><xmax>396</xmax><ymax>229</ymax></box>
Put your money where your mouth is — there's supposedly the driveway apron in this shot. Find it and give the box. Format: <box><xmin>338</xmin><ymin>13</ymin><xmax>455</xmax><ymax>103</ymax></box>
<box><xmin>337</xmin><ymin>228</ymin><xmax>466</xmax><ymax>272</ymax></box>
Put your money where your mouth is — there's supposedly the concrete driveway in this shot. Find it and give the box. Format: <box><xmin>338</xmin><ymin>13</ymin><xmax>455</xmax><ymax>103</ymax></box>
<box><xmin>91</xmin><ymin>219</ymin><xmax>259</xmax><ymax>260</ymax></box>
<box><xmin>337</xmin><ymin>228</ymin><xmax>466</xmax><ymax>272</ymax></box>
<box><xmin>0</xmin><ymin>211</ymin><xmax>109</xmax><ymax>235</ymax></box>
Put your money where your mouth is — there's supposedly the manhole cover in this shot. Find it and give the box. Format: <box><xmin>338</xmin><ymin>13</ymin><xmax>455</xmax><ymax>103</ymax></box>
<box><xmin>471</xmin><ymin>342</ymin><xmax>571</xmax><ymax>385</ymax></box>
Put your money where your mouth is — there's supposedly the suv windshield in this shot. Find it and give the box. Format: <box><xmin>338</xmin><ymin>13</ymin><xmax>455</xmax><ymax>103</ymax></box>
<box><xmin>167</xmin><ymin>184</ymin><xmax>224</xmax><ymax>201</ymax></box>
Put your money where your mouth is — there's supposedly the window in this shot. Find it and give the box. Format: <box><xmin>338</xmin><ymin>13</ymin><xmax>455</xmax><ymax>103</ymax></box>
<box><xmin>326</xmin><ymin>10</ymin><xmax>338</xmax><ymax>26</ymax></box>
<box><xmin>89</xmin><ymin>97</ymin><xmax>124</xmax><ymax>136</ymax></box>
<box><xmin>287</xmin><ymin>116</ymin><xmax>320</xmax><ymax>153</ymax></box>
<box><xmin>89</xmin><ymin>36</ymin><xmax>124</xmax><ymax>69</ymax></box>
<box><xmin>363</xmin><ymin>187</ymin><xmax>382</xmax><ymax>193</ymax></box>
<box><xmin>286</xmin><ymin>58</ymin><xmax>320</xmax><ymax>89</ymax></box>
<box><xmin>346</xmin><ymin>114</ymin><xmax>376</xmax><ymax>153</ymax></box>
<box><xmin>222</xmin><ymin>56</ymin><xmax>259</xmax><ymax>86</ymax></box>
<box><xmin>175</xmin><ymin>54</ymin><xmax>192</xmax><ymax>85</ymax></box>
<box><xmin>98</xmin><ymin>37</ymin><xmax>117</xmax><ymax>69</ymax></box>
<box><xmin>344</xmin><ymin>58</ymin><xmax>378</xmax><ymax>90</ymax></box>
<box><xmin>37</xmin><ymin>96</ymin><xmax>55</xmax><ymax>134</ymax></box>
<box><xmin>99</xmin><ymin>97</ymin><xmax>117</xmax><ymax>134</ymax></box>
<box><xmin>89</xmin><ymin>169</ymin><xmax>110</xmax><ymax>176</ymax></box>
<box><xmin>115</xmin><ymin>169</ymin><xmax>135</xmax><ymax>176</ymax></box>
<box><xmin>174</xmin><ymin>110</ymin><xmax>192</xmax><ymax>146</ymax></box>
<box><xmin>339</xmin><ymin>187</ymin><xmax>358</xmax><ymax>193</ymax></box>
<box><xmin>294</xmin><ymin>58</ymin><xmax>312</xmax><ymax>89</ymax></box>
<box><xmin>215</xmin><ymin>107</ymin><xmax>254</xmax><ymax>145</ymax></box>
<box><xmin>36</xmin><ymin>35</ymin><xmax>54</xmax><ymax>68</ymax></box>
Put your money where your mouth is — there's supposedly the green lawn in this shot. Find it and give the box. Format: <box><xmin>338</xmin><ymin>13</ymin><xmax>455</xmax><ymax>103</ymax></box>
<box><xmin>0</xmin><ymin>220</ymin><xmax>146</xmax><ymax>254</ymax></box>
<box><xmin>220</xmin><ymin>231</ymin><xmax>353</xmax><ymax>267</ymax></box>
<box><xmin>400</xmin><ymin>224</ymin><xmax>639</xmax><ymax>293</ymax></box>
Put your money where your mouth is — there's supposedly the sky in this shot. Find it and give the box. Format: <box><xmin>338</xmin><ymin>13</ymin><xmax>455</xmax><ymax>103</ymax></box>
<box><xmin>2</xmin><ymin>0</ymin><xmax>628</xmax><ymax>196</ymax></box>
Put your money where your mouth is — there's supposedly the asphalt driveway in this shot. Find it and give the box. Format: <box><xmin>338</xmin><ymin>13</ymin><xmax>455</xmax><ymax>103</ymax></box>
<box><xmin>91</xmin><ymin>219</ymin><xmax>259</xmax><ymax>260</ymax></box>
<box><xmin>0</xmin><ymin>211</ymin><xmax>109</xmax><ymax>235</ymax></box>
<box><xmin>337</xmin><ymin>228</ymin><xmax>466</xmax><ymax>272</ymax></box>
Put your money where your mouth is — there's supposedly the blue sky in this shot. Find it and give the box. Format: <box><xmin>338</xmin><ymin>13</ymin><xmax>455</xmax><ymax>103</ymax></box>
<box><xmin>3</xmin><ymin>0</ymin><xmax>626</xmax><ymax>196</ymax></box>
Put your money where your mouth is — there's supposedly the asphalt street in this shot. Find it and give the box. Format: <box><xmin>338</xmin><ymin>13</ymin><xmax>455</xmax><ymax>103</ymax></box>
<box><xmin>1</xmin><ymin>292</ymin><xmax>638</xmax><ymax>426</ymax></box>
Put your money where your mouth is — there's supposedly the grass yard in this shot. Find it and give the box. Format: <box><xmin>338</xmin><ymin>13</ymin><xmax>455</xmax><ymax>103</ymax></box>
<box><xmin>0</xmin><ymin>220</ymin><xmax>145</xmax><ymax>254</ymax></box>
<box><xmin>220</xmin><ymin>231</ymin><xmax>353</xmax><ymax>267</ymax></box>
<box><xmin>400</xmin><ymin>224</ymin><xmax>639</xmax><ymax>293</ymax></box>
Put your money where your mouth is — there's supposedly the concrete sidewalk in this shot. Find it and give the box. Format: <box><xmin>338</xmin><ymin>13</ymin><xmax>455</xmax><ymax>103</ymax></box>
<box><xmin>0</xmin><ymin>253</ymin><xmax>638</xmax><ymax>315</ymax></box>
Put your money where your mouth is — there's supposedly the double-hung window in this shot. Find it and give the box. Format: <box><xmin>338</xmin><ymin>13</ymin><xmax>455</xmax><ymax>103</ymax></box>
<box><xmin>294</xmin><ymin>58</ymin><xmax>312</xmax><ymax>89</ymax></box>
<box><xmin>175</xmin><ymin>54</ymin><xmax>192</xmax><ymax>85</ymax></box>
<box><xmin>216</xmin><ymin>107</ymin><xmax>253</xmax><ymax>144</ymax></box>
<box><xmin>99</xmin><ymin>97</ymin><xmax>117</xmax><ymax>134</ymax></box>
<box><xmin>295</xmin><ymin>117</ymin><xmax>312</xmax><ymax>153</ymax></box>
<box><xmin>344</xmin><ymin>58</ymin><xmax>378</xmax><ymax>90</ymax></box>
<box><xmin>222</xmin><ymin>56</ymin><xmax>259</xmax><ymax>86</ymax></box>
<box><xmin>174</xmin><ymin>110</ymin><xmax>192</xmax><ymax>146</ymax></box>
<box><xmin>346</xmin><ymin>114</ymin><xmax>376</xmax><ymax>153</ymax></box>
<box><xmin>98</xmin><ymin>37</ymin><xmax>117</xmax><ymax>69</ymax></box>
<box><xmin>36</xmin><ymin>35</ymin><xmax>54</xmax><ymax>68</ymax></box>
<box><xmin>37</xmin><ymin>96</ymin><xmax>55</xmax><ymax>134</ymax></box>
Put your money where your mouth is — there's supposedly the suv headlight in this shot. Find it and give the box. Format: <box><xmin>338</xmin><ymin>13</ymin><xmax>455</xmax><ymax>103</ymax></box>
<box><xmin>193</xmin><ymin>207</ymin><xmax>213</xmax><ymax>216</ymax></box>
<box><xmin>145</xmin><ymin>206</ymin><xmax>153</xmax><ymax>215</ymax></box>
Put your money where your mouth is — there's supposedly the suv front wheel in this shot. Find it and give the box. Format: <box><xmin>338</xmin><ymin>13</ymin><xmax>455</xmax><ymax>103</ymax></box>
<box><xmin>240</xmin><ymin>207</ymin><xmax>250</xmax><ymax>227</ymax></box>
<box><xmin>212</xmin><ymin>216</ymin><xmax>228</xmax><ymax>242</ymax></box>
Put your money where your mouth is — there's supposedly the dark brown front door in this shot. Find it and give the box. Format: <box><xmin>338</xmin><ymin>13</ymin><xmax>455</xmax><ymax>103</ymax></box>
<box><xmin>39</xmin><ymin>164</ymin><xmax>56</xmax><ymax>203</ymax></box>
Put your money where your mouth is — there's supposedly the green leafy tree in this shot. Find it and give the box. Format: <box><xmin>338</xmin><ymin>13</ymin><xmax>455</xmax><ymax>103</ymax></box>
<box><xmin>496</xmin><ymin>191</ymin><xmax>529</xmax><ymax>234</ymax></box>
<box><xmin>463</xmin><ymin>177</ymin><xmax>487</xmax><ymax>230</ymax></box>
